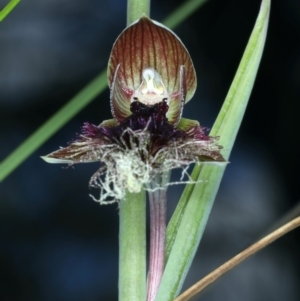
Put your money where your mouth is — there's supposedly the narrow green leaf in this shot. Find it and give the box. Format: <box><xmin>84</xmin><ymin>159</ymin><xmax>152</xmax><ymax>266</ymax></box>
<box><xmin>0</xmin><ymin>0</ymin><xmax>20</xmax><ymax>22</ymax></box>
<box><xmin>158</xmin><ymin>1</ymin><xmax>271</xmax><ymax>300</ymax></box>
<box><xmin>162</xmin><ymin>0</ymin><xmax>208</xmax><ymax>29</ymax></box>
<box><xmin>0</xmin><ymin>72</ymin><xmax>107</xmax><ymax>182</ymax></box>
<box><xmin>165</xmin><ymin>165</ymin><xmax>201</xmax><ymax>261</ymax></box>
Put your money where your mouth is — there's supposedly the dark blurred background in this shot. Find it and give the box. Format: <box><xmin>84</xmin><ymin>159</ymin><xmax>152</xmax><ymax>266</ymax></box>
<box><xmin>0</xmin><ymin>0</ymin><xmax>299</xmax><ymax>300</ymax></box>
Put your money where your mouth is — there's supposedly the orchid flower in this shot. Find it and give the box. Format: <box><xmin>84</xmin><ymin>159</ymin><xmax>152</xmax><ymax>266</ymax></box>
<box><xmin>41</xmin><ymin>16</ymin><xmax>225</xmax><ymax>203</ymax></box>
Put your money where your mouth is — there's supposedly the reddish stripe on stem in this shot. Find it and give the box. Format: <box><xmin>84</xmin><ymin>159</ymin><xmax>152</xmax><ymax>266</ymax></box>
<box><xmin>147</xmin><ymin>175</ymin><xmax>168</xmax><ymax>301</ymax></box>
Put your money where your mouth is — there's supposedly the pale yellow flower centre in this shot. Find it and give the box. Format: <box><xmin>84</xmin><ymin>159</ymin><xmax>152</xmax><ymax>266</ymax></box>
<box><xmin>131</xmin><ymin>68</ymin><xmax>169</xmax><ymax>106</ymax></box>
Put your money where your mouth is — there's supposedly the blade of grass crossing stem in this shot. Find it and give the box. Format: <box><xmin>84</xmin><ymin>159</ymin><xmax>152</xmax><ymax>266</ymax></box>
<box><xmin>0</xmin><ymin>0</ymin><xmax>209</xmax><ymax>182</ymax></box>
<box><xmin>158</xmin><ymin>1</ymin><xmax>270</xmax><ymax>300</ymax></box>
<box><xmin>165</xmin><ymin>164</ymin><xmax>202</xmax><ymax>262</ymax></box>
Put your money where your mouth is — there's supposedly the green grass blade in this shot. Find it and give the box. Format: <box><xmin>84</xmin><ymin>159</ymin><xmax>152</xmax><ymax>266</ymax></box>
<box><xmin>0</xmin><ymin>0</ymin><xmax>20</xmax><ymax>22</ymax></box>
<box><xmin>158</xmin><ymin>1</ymin><xmax>271</xmax><ymax>300</ymax></box>
<box><xmin>0</xmin><ymin>72</ymin><xmax>107</xmax><ymax>182</ymax></box>
<box><xmin>162</xmin><ymin>0</ymin><xmax>208</xmax><ymax>29</ymax></box>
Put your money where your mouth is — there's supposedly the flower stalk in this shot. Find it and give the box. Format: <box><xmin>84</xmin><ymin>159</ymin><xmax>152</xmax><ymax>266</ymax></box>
<box><xmin>119</xmin><ymin>190</ymin><xmax>147</xmax><ymax>301</ymax></box>
<box><xmin>119</xmin><ymin>1</ymin><xmax>150</xmax><ymax>301</ymax></box>
<box><xmin>146</xmin><ymin>172</ymin><xmax>170</xmax><ymax>301</ymax></box>
<box><xmin>127</xmin><ymin>0</ymin><xmax>150</xmax><ymax>25</ymax></box>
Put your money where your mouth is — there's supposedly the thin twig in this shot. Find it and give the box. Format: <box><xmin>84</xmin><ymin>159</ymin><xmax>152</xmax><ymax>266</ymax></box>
<box><xmin>174</xmin><ymin>216</ymin><xmax>300</xmax><ymax>301</ymax></box>
<box><xmin>259</xmin><ymin>201</ymin><xmax>300</xmax><ymax>238</ymax></box>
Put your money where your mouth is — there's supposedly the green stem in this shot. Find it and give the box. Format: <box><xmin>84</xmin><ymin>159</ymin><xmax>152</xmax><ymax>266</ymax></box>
<box><xmin>118</xmin><ymin>2</ymin><xmax>151</xmax><ymax>300</ymax></box>
<box><xmin>119</xmin><ymin>190</ymin><xmax>147</xmax><ymax>301</ymax></box>
<box><xmin>127</xmin><ymin>0</ymin><xmax>150</xmax><ymax>25</ymax></box>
